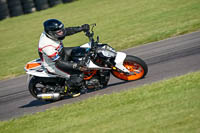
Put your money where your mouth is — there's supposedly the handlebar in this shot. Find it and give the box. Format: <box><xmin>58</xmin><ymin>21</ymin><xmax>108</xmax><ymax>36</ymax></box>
<box><xmin>84</xmin><ymin>23</ymin><xmax>99</xmax><ymax>50</ymax></box>
<box><xmin>82</xmin><ymin>23</ymin><xmax>99</xmax><ymax>67</ymax></box>
<box><xmin>84</xmin><ymin>23</ymin><xmax>96</xmax><ymax>41</ymax></box>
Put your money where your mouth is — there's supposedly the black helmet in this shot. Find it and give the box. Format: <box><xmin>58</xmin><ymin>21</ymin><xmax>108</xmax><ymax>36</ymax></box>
<box><xmin>43</xmin><ymin>19</ymin><xmax>66</xmax><ymax>40</ymax></box>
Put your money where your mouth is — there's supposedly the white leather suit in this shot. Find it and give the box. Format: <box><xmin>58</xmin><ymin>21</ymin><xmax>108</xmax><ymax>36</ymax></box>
<box><xmin>38</xmin><ymin>32</ymin><xmax>70</xmax><ymax>79</ymax></box>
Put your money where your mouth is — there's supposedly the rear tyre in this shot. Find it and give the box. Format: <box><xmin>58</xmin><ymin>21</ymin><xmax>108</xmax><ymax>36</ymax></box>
<box><xmin>62</xmin><ymin>0</ymin><xmax>73</xmax><ymax>3</ymax></box>
<box><xmin>28</xmin><ymin>76</ymin><xmax>60</xmax><ymax>101</ymax></box>
<box><xmin>28</xmin><ymin>76</ymin><xmax>43</xmax><ymax>98</ymax></box>
<box><xmin>7</xmin><ymin>0</ymin><xmax>24</xmax><ymax>17</ymax></box>
<box><xmin>0</xmin><ymin>1</ymin><xmax>9</xmax><ymax>20</ymax></box>
<box><xmin>21</xmin><ymin>0</ymin><xmax>36</xmax><ymax>14</ymax></box>
<box><xmin>48</xmin><ymin>0</ymin><xmax>62</xmax><ymax>7</ymax></box>
<box><xmin>34</xmin><ymin>0</ymin><xmax>49</xmax><ymax>11</ymax></box>
<box><xmin>112</xmin><ymin>55</ymin><xmax>148</xmax><ymax>81</ymax></box>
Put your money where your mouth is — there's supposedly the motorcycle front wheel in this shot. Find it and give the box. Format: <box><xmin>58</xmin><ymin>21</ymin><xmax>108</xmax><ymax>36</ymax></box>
<box><xmin>112</xmin><ymin>55</ymin><xmax>148</xmax><ymax>81</ymax></box>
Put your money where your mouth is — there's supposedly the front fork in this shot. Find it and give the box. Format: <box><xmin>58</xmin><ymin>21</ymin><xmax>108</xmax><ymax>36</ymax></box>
<box><xmin>114</xmin><ymin>52</ymin><xmax>130</xmax><ymax>73</ymax></box>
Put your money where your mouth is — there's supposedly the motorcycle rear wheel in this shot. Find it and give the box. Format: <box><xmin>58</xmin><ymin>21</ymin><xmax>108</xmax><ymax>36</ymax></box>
<box><xmin>28</xmin><ymin>76</ymin><xmax>61</xmax><ymax>101</ymax></box>
<box><xmin>112</xmin><ymin>55</ymin><xmax>148</xmax><ymax>81</ymax></box>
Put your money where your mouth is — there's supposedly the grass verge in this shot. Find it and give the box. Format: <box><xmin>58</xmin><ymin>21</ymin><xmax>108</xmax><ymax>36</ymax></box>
<box><xmin>0</xmin><ymin>71</ymin><xmax>200</xmax><ymax>133</ymax></box>
<box><xmin>0</xmin><ymin>0</ymin><xmax>200</xmax><ymax>79</ymax></box>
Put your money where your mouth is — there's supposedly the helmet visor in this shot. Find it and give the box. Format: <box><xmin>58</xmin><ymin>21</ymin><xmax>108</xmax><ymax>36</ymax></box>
<box><xmin>56</xmin><ymin>29</ymin><xmax>64</xmax><ymax>36</ymax></box>
<box><xmin>51</xmin><ymin>27</ymin><xmax>66</xmax><ymax>40</ymax></box>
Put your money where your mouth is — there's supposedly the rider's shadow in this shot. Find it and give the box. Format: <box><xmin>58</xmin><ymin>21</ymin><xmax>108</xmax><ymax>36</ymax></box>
<box><xmin>20</xmin><ymin>80</ymin><xmax>130</xmax><ymax>108</ymax></box>
<box><xmin>107</xmin><ymin>81</ymin><xmax>129</xmax><ymax>87</ymax></box>
<box><xmin>19</xmin><ymin>95</ymin><xmax>73</xmax><ymax>108</ymax></box>
<box><xmin>19</xmin><ymin>100</ymin><xmax>51</xmax><ymax>108</ymax></box>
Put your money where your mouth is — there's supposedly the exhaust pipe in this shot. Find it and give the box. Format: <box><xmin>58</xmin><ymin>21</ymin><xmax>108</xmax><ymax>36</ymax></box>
<box><xmin>37</xmin><ymin>93</ymin><xmax>61</xmax><ymax>100</ymax></box>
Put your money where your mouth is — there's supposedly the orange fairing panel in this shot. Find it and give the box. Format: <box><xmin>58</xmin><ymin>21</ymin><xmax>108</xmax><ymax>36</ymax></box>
<box><xmin>25</xmin><ymin>62</ymin><xmax>41</xmax><ymax>70</ymax></box>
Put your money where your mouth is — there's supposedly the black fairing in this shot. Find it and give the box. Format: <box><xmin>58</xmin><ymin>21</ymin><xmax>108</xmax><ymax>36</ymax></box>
<box><xmin>71</xmin><ymin>47</ymin><xmax>89</xmax><ymax>63</ymax></box>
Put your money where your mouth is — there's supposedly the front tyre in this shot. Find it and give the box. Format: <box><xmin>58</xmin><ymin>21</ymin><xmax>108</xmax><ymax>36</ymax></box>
<box><xmin>112</xmin><ymin>55</ymin><xmax>148</xmax><ymax>81</ymax></box>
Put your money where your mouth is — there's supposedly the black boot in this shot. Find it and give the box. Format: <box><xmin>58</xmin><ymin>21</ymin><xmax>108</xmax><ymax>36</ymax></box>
<box><xmin>66</xmin><ymin>73</ymin><xmax>87</xmax><ymax>96</ymax></box>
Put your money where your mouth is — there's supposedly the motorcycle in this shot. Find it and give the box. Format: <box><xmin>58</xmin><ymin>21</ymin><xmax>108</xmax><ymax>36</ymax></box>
<box><xmin>24</xmin><ymin>24</ymin><xmax>148</xmax><ymax>101</ymax></box>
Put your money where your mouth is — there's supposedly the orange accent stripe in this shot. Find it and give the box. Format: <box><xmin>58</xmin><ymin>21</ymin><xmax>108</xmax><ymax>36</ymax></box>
<box><xmin>84</xmin><ymin>70</ymin><xmax>97</xmax><ymax>80</ymax></box>
<box><xmin>25</xmin><ymin>62</ymin><xmax>41</xmax><ymax>70</ymax></box>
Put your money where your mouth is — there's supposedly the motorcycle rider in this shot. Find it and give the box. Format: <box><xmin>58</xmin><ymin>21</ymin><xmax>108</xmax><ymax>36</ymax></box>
<box><xmin>38</xmin><ymin>19</ymin><xmax>89</xmax><ymax>97</ymax></box>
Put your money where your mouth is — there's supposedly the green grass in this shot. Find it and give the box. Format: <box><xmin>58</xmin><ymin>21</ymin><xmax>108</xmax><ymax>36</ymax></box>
<box><xmin>0</xmin><ymin>0</ymin><xmax>200</xmax><ymax>79</ymax></box>
<box><xmin>0</xmin><ymin>71</ymin><xmax>200</xmax><ymax>133</ymax></box>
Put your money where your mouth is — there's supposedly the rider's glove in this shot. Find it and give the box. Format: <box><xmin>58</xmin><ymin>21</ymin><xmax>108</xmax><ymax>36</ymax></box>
<box><xmin>72</xmin><ymin>63</ymin><xmax>87</xmax><ymax>71</ymax></box>
<box><xmin>81</xmin><ymin>24</ymin><xmax>90</xmax><ymax>32</ymax></box>
<box><xmin>78</xmin><ymin>66</ymin><xmax>88</xmax><ymax>71</ymax></box>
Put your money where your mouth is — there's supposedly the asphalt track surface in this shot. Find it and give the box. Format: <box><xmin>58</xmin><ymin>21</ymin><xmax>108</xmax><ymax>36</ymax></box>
<box><xmin>0</xmin><ymin>31</ymin><xmax>200</xmax><ymax>121</ymax></box>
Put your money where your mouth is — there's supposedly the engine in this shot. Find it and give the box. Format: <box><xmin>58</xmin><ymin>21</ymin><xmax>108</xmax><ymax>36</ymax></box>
<box><xmin>71</xmin><ymin>46</ymin><xmax>111</xmax><ymax>90</ymax></box>
<box><xmin>84</xmin><ymin>70</ymin><xmax>110</xmax><ymax>89</ymax></box>
<box><xmin>85</xmin><ymin>78</ymin><xmax>101</xmax><ymax>89</ymax></box>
